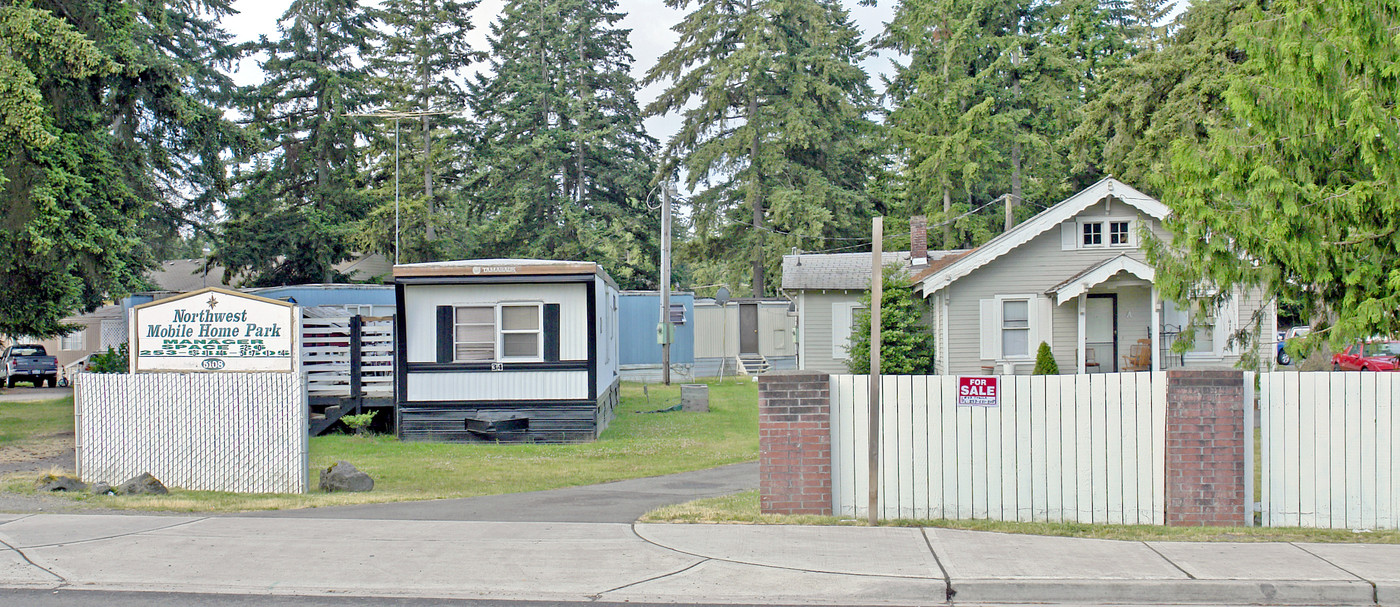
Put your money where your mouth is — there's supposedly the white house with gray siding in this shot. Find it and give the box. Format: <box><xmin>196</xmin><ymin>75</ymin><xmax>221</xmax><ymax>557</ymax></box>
<box><xmin>916</xmin><ymin>178</ymin><xmax>1273</xmax><ymax>375</ymax></box>
<box><xmin>785</xmin><ymin>178</ymin><xmax>1274</xmax><ymax>375</ymax></box>
<box><xmin>393</xmin><ymin>259</ymin><xmax>619</xmax><ymax>442</ymax></box>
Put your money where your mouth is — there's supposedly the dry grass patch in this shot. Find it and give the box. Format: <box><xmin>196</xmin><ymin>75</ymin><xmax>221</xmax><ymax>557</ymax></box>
<box><xmin>643</xmin><ymin>490</ymin><xmax>1400</xmax><ymax>543</ymax></box>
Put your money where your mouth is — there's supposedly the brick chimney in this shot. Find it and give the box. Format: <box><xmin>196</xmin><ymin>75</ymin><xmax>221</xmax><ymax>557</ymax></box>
<box><xmin>910</xmin><ymin>215</ymin><xmax>928</xmax><ymax>266</ymax></box>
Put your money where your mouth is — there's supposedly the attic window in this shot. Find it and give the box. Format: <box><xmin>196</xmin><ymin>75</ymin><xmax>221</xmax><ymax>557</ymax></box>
<box><xmin>1077</xmin><ymin>218</ymin><xmax>1135</xmax><ymax>249</ymax></box>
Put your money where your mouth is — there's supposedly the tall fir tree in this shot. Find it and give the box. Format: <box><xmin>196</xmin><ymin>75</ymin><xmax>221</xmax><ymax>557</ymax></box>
<box><xmin>884</xmin><ymin>0</ymin><xmax>1130</xmax><ymax>247</ymax></box>
<box><xmin>1</xmin><ymin>0</ymin><xmax>240</xmax><ymax>337</ymax></box>
<box><xmin>646</xmin><ymin>0</ymin><xmax>879</xmax><ymax>296</ymax></box>
<box><xmin>216</xmin><ymin>0</ymin><xmax>378</xmax><ymax>286</ymax></box>
<box><xmin>1069</xmin><ymin>0</ymin><xmax>1259</xmax><ymax>190</ymax></box>
<box><xmin>462</xmin><ymin>0</ymin><xmax>659</xmax><ymax>288</ymax></box>
<box><xmin>359</xmin><ymin>0</ymin><xmax>481</xmax><ymax>262</ymax></box>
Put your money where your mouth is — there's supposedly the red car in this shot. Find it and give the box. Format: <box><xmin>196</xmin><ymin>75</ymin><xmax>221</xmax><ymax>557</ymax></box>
<box><xmin>1331</xmin><ymin>340</ymin><xmax>1400</xmax><ymax>371</ymax></box>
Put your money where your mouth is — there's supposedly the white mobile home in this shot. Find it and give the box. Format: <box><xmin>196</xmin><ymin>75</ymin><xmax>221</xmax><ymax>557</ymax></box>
<box><xmin>393</xmin><ymin>259</ymin><xmax>620</xmax><ymax>442</ymax></box>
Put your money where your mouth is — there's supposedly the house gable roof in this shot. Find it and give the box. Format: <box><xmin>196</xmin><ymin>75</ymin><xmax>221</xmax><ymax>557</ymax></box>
<box><xmin>781</xmin><ymin>249</ymin><xmax>968</xmax><ymax>291</ymax></box>
<box><xmin>1044</xmin><ymin>254</ymin><xmax>1156</xmax><ymax>305</ymax></box>
<box><xmin>914</xmin><ymin>178</ymin><xmax>1167</xmax><ymax>295</ymax></box>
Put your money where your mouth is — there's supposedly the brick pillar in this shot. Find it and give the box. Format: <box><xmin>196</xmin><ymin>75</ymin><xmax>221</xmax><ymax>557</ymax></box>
<box><xmin>759</xmin><ymin>371</ymin><xmax>832</xmax><ymax>515</ymax></box>
<box><xmin>1165</xmin><ymin>369</ymin><xmax>1247</xmax><ymax>526</ymax></box>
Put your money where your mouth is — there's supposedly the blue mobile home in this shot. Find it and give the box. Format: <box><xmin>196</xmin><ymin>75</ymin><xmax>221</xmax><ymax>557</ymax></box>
<box><xmin>618</xmin><ymin>291</ymin><xmax>694</xmax><ymax>381</ymax></box>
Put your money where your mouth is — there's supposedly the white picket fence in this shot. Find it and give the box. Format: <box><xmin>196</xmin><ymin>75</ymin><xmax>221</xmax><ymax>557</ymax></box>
<box><xmin>1259</xmin><ymin>372</ymin><xmax>1399</xmax><ymax>529</ymax></box>
<box><xmin>75</xmin><ymin>373</ymin><xmax>308</xmax><ymax>494</ymax></box>
<box><xmin>830</xmin><ymin>373</ymin><xmax>1167</xmax><ymax>523</ymax></box>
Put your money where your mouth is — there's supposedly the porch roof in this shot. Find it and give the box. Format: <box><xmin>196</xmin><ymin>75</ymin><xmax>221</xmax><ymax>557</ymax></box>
<box><xmin>1045</xmin><ymin>254</ymin><xmax>1155</xmax><ymax>305</ymax></box>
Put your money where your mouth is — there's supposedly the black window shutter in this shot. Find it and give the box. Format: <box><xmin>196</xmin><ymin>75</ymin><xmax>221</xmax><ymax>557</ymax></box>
<box><xmin>436</xmin><ymin>305</ymin><xmax>453</xmax><ymax>363</ymax></box>
<box><xmin>544</xmin><ymin>303</ymin><xmax>561</xmax><ymax>362</ymax></box>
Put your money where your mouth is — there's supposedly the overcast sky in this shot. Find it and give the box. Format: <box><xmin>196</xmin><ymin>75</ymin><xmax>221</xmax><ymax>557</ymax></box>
<box><xmin>225</xmin><ymin>0</ymin><xmax>898</xmax><ymax>145</ymax></box>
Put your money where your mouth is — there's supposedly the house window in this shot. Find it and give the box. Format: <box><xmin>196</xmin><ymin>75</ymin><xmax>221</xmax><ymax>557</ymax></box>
<box><xmin>61</xmin><ymin>330</ymin><xmax>85</xmax><ymax>351</ymax></box>
<box><xmin>1002</xmin><ymin>299</ymin><xmax>1030</xmax><ymax>358</ymax></box>
<box><xmin>453</xmin><ymin>306</ymin><xmax>496</xmax><ymax>361</ymax></box>
<box><xmin>1109</xmin><ymin>221</ymin><xmax>1130</xmax><ymax>245</ymax></box>
<box><xmin>499</xmin><ymin>304</ymin><xmax>541</xmax><ymax>359</ymax></box>
<box><xmin>1082</xmin><ymin>222</ymin><xmax>1102</xmax><ymax>246</ymax></box>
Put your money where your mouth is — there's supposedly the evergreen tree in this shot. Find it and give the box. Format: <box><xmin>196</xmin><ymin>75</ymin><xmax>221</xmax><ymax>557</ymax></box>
<box><xmin>1068</xmin><ymin>0</ymin><xmax>1256</xmax><ymax>189</ymax></box>
<box><xmin>1</xmin><ymin>1</ymin><xmax>239</xmax><ymax>337</ymax></box>
<box><xmin>359</xmin><ymin>0</ymin><xmax>481</xmax><ymax>262</ymax></box>
<box><xmin>847</xmin><ymin>264</ymin><xmax>936</xmax><ymax>374</ymax></box>
<box><xmin>462</xmin><ymin>0</ymin><xmax>659</xmax><ymax>288</ymax></box>
<box><xmin>646</xmin><ymin>0</ymin><xmax>879</xmax><ymax>296</ymax></box>
<box><xmin>1154</xmin><ymin>0</ymin><xmax>1400</xmax><ymax>355</ymax></box>
<box><xmin>215</xmin><ymin>0</ymin><xmax>378</xmax><ymax>286</ymax></box>
<box><xmin>884</xmin><ymin>0</ymin><xmax>1130</xmax><ymax>247</ymax></box>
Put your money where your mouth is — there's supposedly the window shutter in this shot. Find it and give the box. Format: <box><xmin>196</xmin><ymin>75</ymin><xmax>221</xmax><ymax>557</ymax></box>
<box><xmin>1061</xmin><ymin>221</ymin><xmax>1076</xmax><ymax>250</ymax></box>
<box><xmin>832</xmin><ymin>303</ymin><xmax>851</xmax><ymax>359</ymax></box>
<box><xmin>980</xmin><ymin>299</ymin><xmax>997</xmax><ymax>360</ymax></box>
<box><xmin>436</xmin><ymin>305</ymin><xmax>454</xmax><ymax>363</ymax></box>
<box><xmin>1036</xmin><ymin>296</ymin><xmax>1054</xmax><ymax>349</ymax></box>
<box><xmin>543</xmin><ymin>303</ymin><xmax>561</xmax><ymax>362</ymax></box>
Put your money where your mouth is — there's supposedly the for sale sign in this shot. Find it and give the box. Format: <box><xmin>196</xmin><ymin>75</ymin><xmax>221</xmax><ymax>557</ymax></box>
<box><xmin>957</xmin><ymin>376</ymin><xmax>1000</xmax><ymax>407</ymax></box>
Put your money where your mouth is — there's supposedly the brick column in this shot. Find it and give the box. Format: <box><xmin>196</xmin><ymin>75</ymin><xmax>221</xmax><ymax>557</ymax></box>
<box><xmin>758</xmin><ymin>371</ymin><xmax>832</xmax><ymax>515</ymax></box>
<box><xmin>1165</xmin><ymin>369</ymin><xmax>1247</xmax><ymax>526</ymax></box>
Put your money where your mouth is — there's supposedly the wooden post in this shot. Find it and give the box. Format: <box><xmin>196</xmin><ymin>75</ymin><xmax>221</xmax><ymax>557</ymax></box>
<box><xmin>349</xmin><ymin>315</ymin><xmax>363</xmax><ymax>414</ymax></box>
<box><xmin>868</xmin><ymin>216</ymin><xmax>882</xmax><ymax>525</ymax></box>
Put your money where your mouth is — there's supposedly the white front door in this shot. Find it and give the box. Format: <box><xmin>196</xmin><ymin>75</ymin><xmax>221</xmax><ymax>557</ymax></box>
<box><xmin>1086</xmin><ymin>295</ymin><xmax>1116</xmax><ymax>372</ymax></box>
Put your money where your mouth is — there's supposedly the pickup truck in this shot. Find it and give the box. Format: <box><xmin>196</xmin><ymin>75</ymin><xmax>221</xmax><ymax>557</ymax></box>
<box><xmin>2</xmin><ymin>344</ymin><xmax>59</xmax><ymax>388</ymax></box>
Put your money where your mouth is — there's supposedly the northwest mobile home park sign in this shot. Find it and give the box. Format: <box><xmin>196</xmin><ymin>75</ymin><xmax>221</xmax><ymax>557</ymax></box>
<box><xmin>130</xmin><ymin>287</ymin><xmax>298</xmax><ymax>372</ymax></box>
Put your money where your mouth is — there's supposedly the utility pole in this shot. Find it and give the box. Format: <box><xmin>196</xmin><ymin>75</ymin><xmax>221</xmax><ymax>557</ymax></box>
<box><xmin>868</xmin><ymin>216</ymin><xmax>883</xmax><ymax>525</ymax></box>
<box><xmin>661</xmin><ymin>182</ymin><xmax>673</xmax><ymax>385</ymax></box>
<box><xmin>346</xmin><ymin>109</ymin><xmax>452</xmax><ymax>265</ymax></box>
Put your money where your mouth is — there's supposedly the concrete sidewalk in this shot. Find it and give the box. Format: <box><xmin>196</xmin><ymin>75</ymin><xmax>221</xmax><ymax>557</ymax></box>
<box><xmin>1</xmin><ymin>512</ymin><xmax>1396</xmax><ymax>605</ymax></box>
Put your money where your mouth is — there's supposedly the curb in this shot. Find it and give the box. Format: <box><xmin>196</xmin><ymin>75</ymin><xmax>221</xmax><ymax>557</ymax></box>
<box><xmin>948</xmin><ymin>578</ymin><xmax>1377</xmax><ymax>606</ymax></box>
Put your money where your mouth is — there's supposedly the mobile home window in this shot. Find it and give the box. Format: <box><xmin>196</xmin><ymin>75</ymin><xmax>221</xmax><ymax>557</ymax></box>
<box><xmin>669</xmin><ymin>303</ymin><xmax>686</xmax><ymax>324</ymax></box>
<box><xmin>454</xmin><ymin>306</ymin><xmax>495</xmax><ymax>361</ymax></box>
<box><xmin>1001</xmin><ymin>299</ymin><xmax>1030</xmax><ymax>358</ymax></box>
<box><xmin>61</xmin><ymin>330</ymin><xmax>85</xmax><ymax>351</ymax></box>
<box><xmin>499</xmin><ymin>304</ymin><xmax>542</xmax><ymax>359</ymax></box>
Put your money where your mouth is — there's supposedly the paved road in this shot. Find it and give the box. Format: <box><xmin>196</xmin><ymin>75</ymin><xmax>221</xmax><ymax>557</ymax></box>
<box><xmin>253</xmin><ymin>461</ymin><xmax>759</xmax><ymax>523</ymax></box>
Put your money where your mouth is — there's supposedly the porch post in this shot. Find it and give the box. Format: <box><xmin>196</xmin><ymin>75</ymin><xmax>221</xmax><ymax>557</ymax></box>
<box><xmin>1077</xmin><ymin>292</ymin><xmax>1087</xmax><ymax>374</ymax></box>
<box><xmin>1150</xmin><ymin>286</ymin><xmax>1161</xmax><ymax>371</ymax></box>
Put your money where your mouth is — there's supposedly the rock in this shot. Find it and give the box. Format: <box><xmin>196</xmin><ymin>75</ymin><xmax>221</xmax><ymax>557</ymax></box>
<box><xmin>320</xmin><ymin>460</ymin><xmax>374</xmax><ymax>493</ymax></box>
<box><xmin>35</xmin><ymin>474</ymin><xmax>86</xmax><ymax>493</ymax></box>
<box><xmin>117</xmin><ymin>472</ymin><xmax>168</xmax><ymax>495</ymax></box>
<box><xmin>91</xmin><ymin>482</ymin><xmax>113</xmax><ymax>495</ymax></box>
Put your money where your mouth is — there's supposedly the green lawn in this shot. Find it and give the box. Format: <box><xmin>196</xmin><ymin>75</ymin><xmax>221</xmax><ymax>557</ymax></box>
<box><xmin>5</xmin><ymin>379</ymin><xmax>759</xmax><ymax>512</ymax></box>
<box><xmin>0</xmin><ymin>396</ymin><xmax>73</xmax><ymax>445</ymax></box>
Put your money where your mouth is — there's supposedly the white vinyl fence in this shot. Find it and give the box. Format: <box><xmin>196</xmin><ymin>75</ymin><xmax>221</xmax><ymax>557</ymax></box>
<box><xmin>75</xmin><ymin>373</ymin><xmax>308</xmax><ymax>494</ymax></box>
<box><xmin>1259</xmin><ymin>372</ymin><xmax>1399</xmax><ymax>529</ymax></box>
<box><xmin>831</xmin><ymin>373</ymin><xmax>1166</xmax><ymax>523</ymax></box>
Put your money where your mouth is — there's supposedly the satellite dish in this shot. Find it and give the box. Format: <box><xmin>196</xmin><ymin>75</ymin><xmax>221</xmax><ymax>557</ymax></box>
<box><xmin>714</xmin><ymin>287</ymin><xmax>731</xmax><ymax>307</ymax></box>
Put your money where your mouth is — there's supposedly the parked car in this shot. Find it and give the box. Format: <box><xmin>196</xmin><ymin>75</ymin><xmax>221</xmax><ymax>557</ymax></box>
<box><xmin>1</xmin><ymin>344</ymin><xmax>59</xmax><ymax>387</ymax></box>
<box><xmin>1276</xmin><ymin>325</ymin><xmax>1312</xmax><ymax>365</ymax></box>
<box><xmin>1330</xmin><ymin>340</ymin><xmax>1400</xmax><ymax>371</ymax></box>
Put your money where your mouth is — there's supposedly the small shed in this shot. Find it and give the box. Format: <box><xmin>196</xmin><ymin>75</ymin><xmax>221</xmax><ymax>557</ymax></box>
<box><xmin>393</xmin><ymin>259</ymin><xmax>620</xmax><ymax>443</ymax></box>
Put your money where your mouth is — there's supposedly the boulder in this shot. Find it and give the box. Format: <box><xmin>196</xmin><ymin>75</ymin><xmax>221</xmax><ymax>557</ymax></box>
<box><xmin>320</xmin><ymin>461</ymin><xmax>374</xmax><ymax>493</ymax></box>
<box><xmin>117</xmin><ymin>473</ymin><xmax>168</xmax><ymax>496</ymax></box>
<box><xmin>91</xmin><ymin>482</ymin><xmax>113</xmax><ymax>495</ymax></box>
<box><xmin>35</xmin><ymin>474</ymin><xmax>86</xmax><ymax>493</ymax></box>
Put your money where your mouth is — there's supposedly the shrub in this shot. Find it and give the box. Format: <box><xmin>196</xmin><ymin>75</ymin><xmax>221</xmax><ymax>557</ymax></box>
<box><xmin>88</xmin><ymin>343</ymin><xmax>129</xmax><ymax>373</ymax></box>
<box><xmin>1033</xmin><ymin>341</ymin><xmax>1059</xmax><ymax>375</ymax></box>
<box><xmin>341</xmin><ymin>411</ymin><xmax>378</xmax><ymax>435</ymax></box>
<box><xmin>846</xmin><ymin>264</ymin><xmax>936</xmax><ymax>374</ymax></box>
